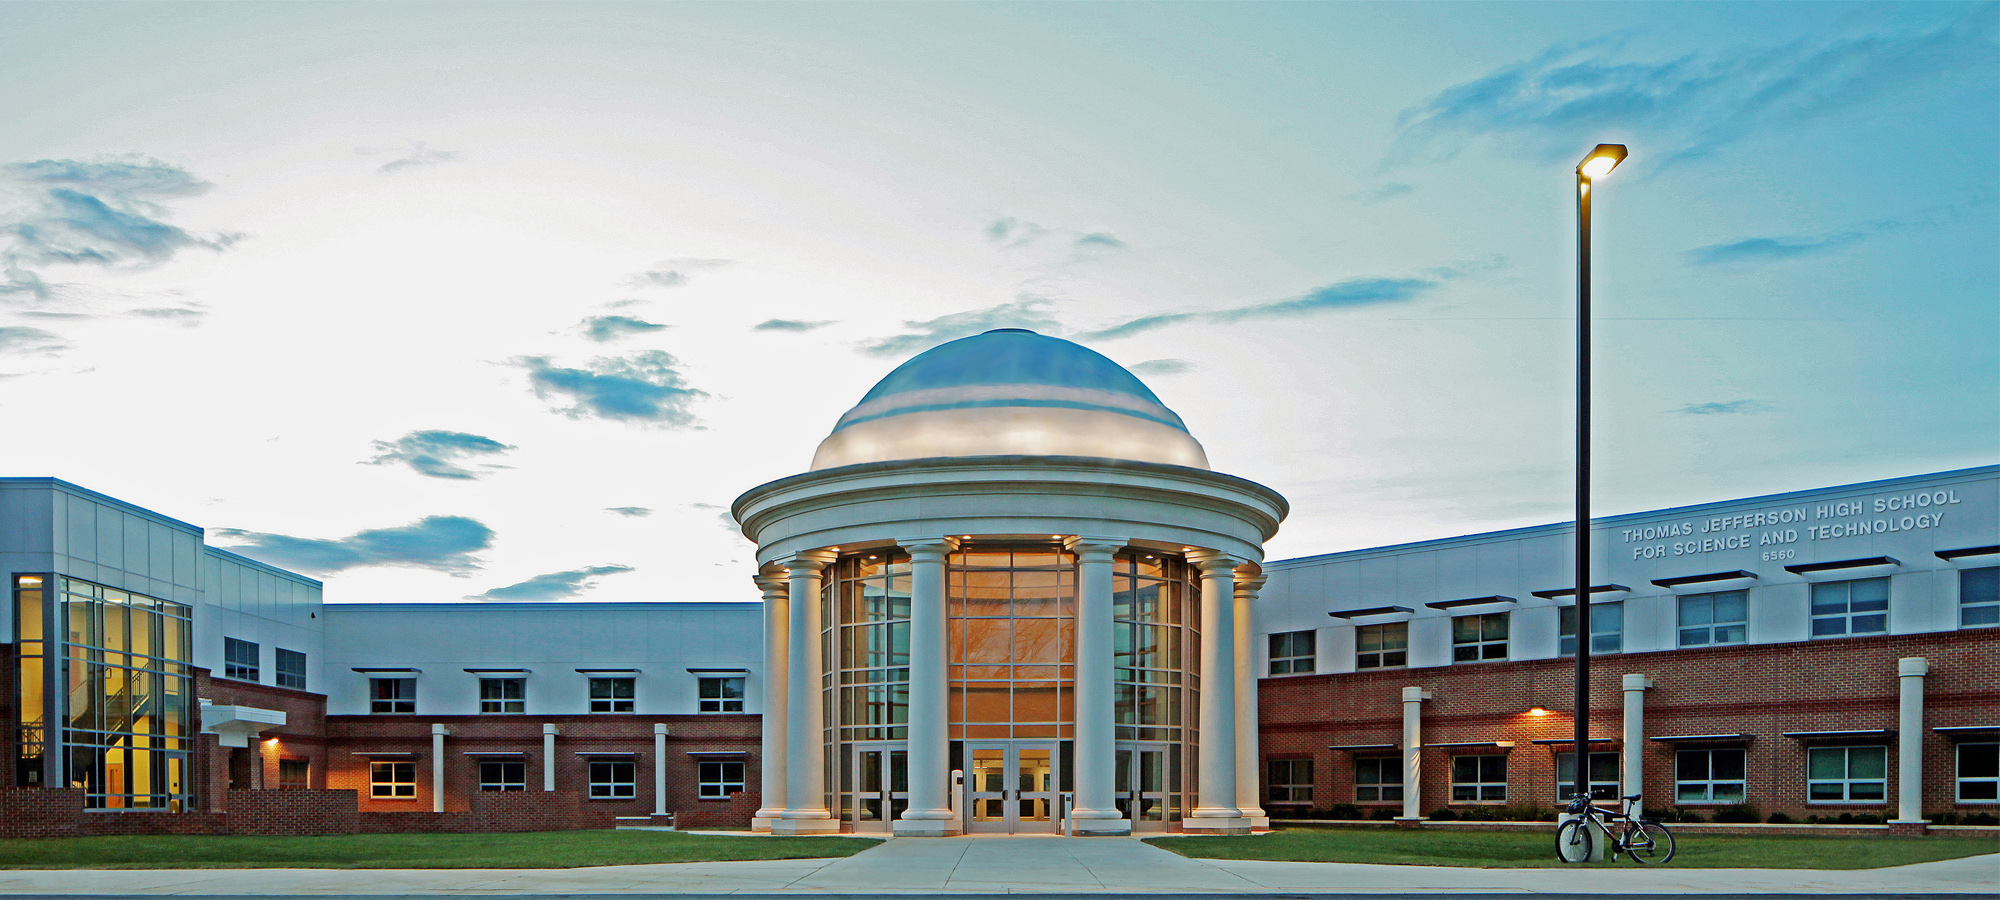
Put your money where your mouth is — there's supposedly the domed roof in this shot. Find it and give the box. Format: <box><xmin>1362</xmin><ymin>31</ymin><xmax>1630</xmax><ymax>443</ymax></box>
<box><xmin>811</xmin><ymin>329</ymin><xmax>1208</xmax><ymax>470</ymax></box>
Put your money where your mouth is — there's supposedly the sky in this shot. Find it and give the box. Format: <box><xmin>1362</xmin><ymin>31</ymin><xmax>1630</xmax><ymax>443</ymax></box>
<box><xmin>2</xmin><ymin>2</ymin><xmax>1993</xmax><ymax>606</ymax></box>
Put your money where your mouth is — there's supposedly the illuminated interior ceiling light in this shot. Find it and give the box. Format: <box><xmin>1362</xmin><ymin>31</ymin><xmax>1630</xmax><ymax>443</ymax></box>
<box><xmin>1577</xmin><ymin>143</ymin><xmax>1627</xmax><ymax>179</ymax></box>
<box><xmin>1528</xmin><ymin>707</ymin><xmax>1551</xmax><ymax>717</ymax></box>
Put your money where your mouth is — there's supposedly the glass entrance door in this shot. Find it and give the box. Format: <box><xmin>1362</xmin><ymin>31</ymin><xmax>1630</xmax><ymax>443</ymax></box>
<box><xmin>964</xmin><ymin>741</ymin><xmax>1059</xmax><ymax>834</ymax></box>
<box><xmin>849</xmin><ymin>743</ymin><xmax>907</xmax><ymax>834</ymax></box>
<box><xmin>1116</xmin><ymin>742</ymin><xmax>1177</xmax><ymax>832</ymax></box>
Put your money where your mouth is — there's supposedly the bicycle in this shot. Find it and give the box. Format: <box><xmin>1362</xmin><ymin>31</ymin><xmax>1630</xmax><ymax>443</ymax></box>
<box><xmin>1555</xmin><ymin>793</ymin><xmax>1677</xmax><ymax>864</ymax></box>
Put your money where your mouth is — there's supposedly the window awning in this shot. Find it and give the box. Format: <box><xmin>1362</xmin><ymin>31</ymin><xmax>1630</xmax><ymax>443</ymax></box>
<box><xmin>576</xmin><ymin>668</ymin><xmax>641</xmax><ymax>674</ymax></box>
<box><xmin>685</xmin><ymin>750</ymin><xmax>749</xmax><ymax>757</ymax></box>
<box><xmin>1784</xmin><ymin>556</ymin><xmax>1898</xmax><ymax>575</ymax></box>
<box><xmin>1424</xmin><ymin>595</ymin><xmax>1516</xmax><ymax>611</ymax></box>
<box><xmin>1327</xmin><ymin>606</ymin><xmax>1413</xmax><ymax>619</ymax></box>
<box><xmin>351</xmin><ymin>667</ymin><xmax>421</xmax><ymax>673</ymax></box>
<box><xmin>350</xmin><ymin>751</ymin><xmax>421</xmax><ymax>759</ymax></box>
<box><xmin>1328</xmin><ymin>743</ymin><xmax>1398</xmax><ymax>752</ymax></box>
<box><xmin>1530</xmin><ymin>737</ymin><xmax>1619</xmax><ymax>746</ymax></box>
<box><xmin>1531</xmin><ymin>584</ymin><xmax>1630</xmax><ymax>600</ymax></box>
<box><xmin>687</xmin><ymin>668</ymin><xmax>750</xmax><ymax>675</ymax></box>
<box><xmin>1422</xmin><ymin>741</ymin><xmax>1515</xmax><ymax>750</ymax></box>
<box><xmin>464</xmin><ymin>668</ymin><xmax>531</xmax><ymax>674</ymax></box>
<box><xmin>574</xmin><ymin>751</ymin><xmax>638</xmax><ymax>758</ymax></box>
<box><xmin>1650</xmin><ymin>733</ymin><xmax>1754</xmax><ymax>744</ymax></box>
<box><xmin>461</xmin><ymin>750</ymin><xmax>528</xmax><ymax>757</ymax></box>
<box><xmin>1783</xmin><ymin>729</ymin><xmax>1894</xmax><ymax>743</ymax></box>
<box><xmin>1652</xmin><ymin>570</ymin><xmax>1758</xmax><ymax>589</ymax></box>
<box><xmin>1936</xmin><ymin>545</ymin><xmax>1998</xmax><ymax>561</ymax></box>
<box><xmin>1934</xmin><ymin>725</ymin><xmax>1999</xmax><ymax>740</ymax></box>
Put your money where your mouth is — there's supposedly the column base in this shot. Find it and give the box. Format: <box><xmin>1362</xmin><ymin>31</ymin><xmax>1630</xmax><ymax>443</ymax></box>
<box><xmin>750</xmin><ymin>816</ymin><xmax>778</xmax><ymax>833</ymax></box>
<box><xmin>1181</xmin><ymin>815</ymin><xmax>1254</xmax><ymax>835</ymax></box>
<box><xmin>892</xmin><ymin>818</ymin><xmax>963</xmax><ymax>837</ymax></box>
<box><xmin>771</xmin><ymin>817</ymin><xmax>842</xmax><ymax>835</ymax></box>
<box><xmin>1070</xmin><ymin>816</ymin><xmax>1133</xmax><ymax>836</ymax></box>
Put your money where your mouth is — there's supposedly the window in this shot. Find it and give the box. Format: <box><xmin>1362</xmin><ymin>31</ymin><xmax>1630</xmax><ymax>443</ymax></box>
<box><xmin>479</xmin><ymin>677</ymin><xmax>525</xmax><ymax>714</ymax></box>
<box><xmin>1356</xmin><ymin>622</ymin><xmax>1407</xmax><ymax>670</ymax></box>
<box><xmin>1559</xmin><ymin>604</ymin><xmax>1623</xmax><ymax>656</ymax></box>
<box><xmin>1960</xmin><ymin>567</ymin><xmax>1998</xmax><ymax>627</ymax></box>
<box><xmin>589</xmin><ymin>760</ymin><xmax>636</xmax><ymax>799</ymax></box>
<box><xmin>370</xmin><ymin>678</ymin><xmax>415</xmax><ymax>714</ymax></box>
<box><xmin>698</xmin><ymin>676</ymin><xmax>744</xmax><ymax>713</ymax></box>
<box><xmin>223</xmin><ymin>637</ymin><xmax>259</xmax><ymax>681</ymax></box>
<box><xmin>1268</xmin><ymin>630</ymin><xmax>1315</xmax><ymax>675</ymax></box>
<box><xmin>479</xmin><ymin>760</ymin><xmax>526</xmax><ymax>792</ymax></box>
<box><xmin>277</xmin><ymin>758</ymin><xmax>309</xmax><ymax>790</ymax></box>
<box><xmin>1958</xmin><ymin>743</ymin><xmax>1998</xmax><ymax>802</ymax></box>
<box><xmin>1808</xmin><ymin>746</ymin><xmax>1886</xmax><ymax>803</ymax></box>
<box><xmin>1811</xmin><ymin>578</ymin><xmax>1889</xmax><ymax>638</ymax></box>
<box><xmin>589</xmin><ymin>677</ymin><xmax>635</xmax><ymax>713</ymax></box>
<box><xmin>1679</xmin><ymin>590</ymin><xmax>1748</xmax><ymax>647</ymax></box>
<box><xmin>1266</xmin><ymin>758</ymin><xmax>1312</xmax><ymax>804</ymax></box>
<box><xmin>1451</xmin><ymin>613</ymin><xmax>1508</xmax><ymax>662</ymax></box>
<box><xmin>1355</xmin><ymin>756</ymin><xmax>1403</xmax><ymax>803</ymax></box>
<box><xmin>275</xmin><ymin>648</ymin><xmax>307</xmax><ymax>690</ymax></box>
<box><xmin>1555</xmin><ymin>751</ymin><xmax>1620</xmax><ymax>801</ymax></box>
<box><xmin>370</xmin><ymin>761</ymin><xmax>415</xmax><ymax>798</ymax></box>
<box><xmin>1450</xmin><ymin>755</ymin><xmax>1507</xmax><ymax>802</ymax></box>
<box><xmin>697</xmin><ymin>760</ymin><xmax>746</xmax><ymax>799</ymax></box>
<box><xmin>1675</xmin><ymin>748</ymin><xmax>1746</xmax><ymax>802</ymax></box>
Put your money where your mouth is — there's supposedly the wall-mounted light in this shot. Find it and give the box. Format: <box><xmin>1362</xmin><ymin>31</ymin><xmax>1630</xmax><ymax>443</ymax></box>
<box><xmin>1528</xmin><ymin>707</ymin><xmax>1551</xmax><ymax>717</ymax></box>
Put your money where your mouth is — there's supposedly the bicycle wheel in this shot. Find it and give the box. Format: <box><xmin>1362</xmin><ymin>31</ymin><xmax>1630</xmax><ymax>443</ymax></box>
<box><xmin>1625</xmin><ymin>820</ymin><xmax>1676</xmax><ymax>864</ymax></box>
<box><xmin>1555</xmin><ymin>818</ymin><xmax>1594</xmax><ymax>863</ymax></box>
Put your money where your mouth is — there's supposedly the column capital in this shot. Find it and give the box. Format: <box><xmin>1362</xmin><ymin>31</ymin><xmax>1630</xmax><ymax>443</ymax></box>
<box><xmin>1233</xmin><ymin>574</ymin><xmax>1268</xmax><ymax>597</ymax></box>
<box><xmin>1184</xmin><ymin>549</ymin><xmax>1245</xmax><ymax>573</ymax></box>
<box><xmin>542</xmin><ymin>723</ymin><xmax>560</xmax><ymax>736</ymax></box>
<box><xmin>1402</xmin><ymin>686</ymin><xmax>1433</xmax><ymax>703</ymax></box>
<box><xmin>1064</xmin><ymin>535</ymin><xmax>1127</xmax><ymax>560</ymax></box>
<box><xmin>1898</xmin><ymin>657</ymin><xmax>1929</xmax><ymax>677</ymax></box>
<box><xmin>896</xmin><ymin>536</ymin><xmax>960</xmax><ymax>559</ymax></box>
<box><xmin>785</xmin><ymin>549</ymin><xmax>839</xmax><ymax>573</ymax></box>
<box><xmin>754</xmin><ymin>573</ymin><xmax>789</xmax><ymax>595</ymax></box>
<box><xmin>1622</xmin><ymin>673</ymin><xmax>1654</xmax><ymax>691</ymax></box>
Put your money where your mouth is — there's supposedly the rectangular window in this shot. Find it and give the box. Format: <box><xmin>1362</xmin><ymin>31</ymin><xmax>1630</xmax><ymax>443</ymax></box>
<box><xmin>1960</xmin><ymin>567</ymin><xmax>1998</xmax><ymax>628</ymax></box>
<box><xmin>1679</xmin><ymin>590</ymin><xmax>1748</xmax><ymax>647</ymax></box>
<box><xmin>479</xmin><ymin>760</ymin><xmax>526</xmax><ymax>792</ymax></box>
<box><xmin>1355</xmin><ymin>756</ymin><xmax>1403</xmax><ymax>803</ymax></box>
<box><xmin>589</xmin><ymin>677</ymin><xmax>636</xmax><ymax>713</ymax></box>
<box><xmin>1268</xmin><ymin>630</ymin><xmax>1316</xmax><ymax>675</ymax></box>
<box><xmin>479</xmin><ymin>677</ymin><xmax>525</xmax><ymax>714</ymax></box>
<box><xmin>698</xmin><ymin>676</ymin><xmax>744</xmax><ymax>713</ymax></box>
<box><xmin>277</xmin><ymin>758</ymin><xmax>309</xmax><ymax>790</ymax></box>
<box><xmin>1808</xmin><ymin>746</ymin><xmax>1887</xmax><ymax>803</ymax></box>
<box><xmin>275</xmin><ymin>648</ymin><xmax>307</xmax><ymax>690</ymax></box>
<box><xmin>1266</xmin><ymin>758</ymin><xmax>1313</xmax><ymax>804</ymax></box>
<box><xmin>1559</xmin><ymin>603</ymin><xmax>1624</xmax><ymax>656</ymax></box>
<box><xmin>589</xmin><ymin>760</ymin><xmax>636</xmax><ymax>799</ymax></box>
<box><xmin>370</xmin><ymin>678</ymin><xmax>416</xmax><ymax>714</ymax></box>
<box><xmin>1675</xmin><ymin>748</ymin><xmax>1746</xmax><ymax>802</ymax></box>
<box><xmin>1555</xmin><ymin>751</ymin><xmax>1620</xmax><ymax>800</ymax></box>
<box><xmin>223</xmin><ymin>637</ymin><xmax>259</xmax><ymax>681</ymax></box>
<box><xmin>1451</xmin><ymin>612</ymin><xmax>1508</xmax><ymax>663</ymax></box>
<box><xmin>697</xmin><ymin>760</ymin><xmax>746</xmax><ymax>799</ymax></box>
<box><xmin>1958</xmin><ymin>742</ymin><xmax>1998</xmax><ymax>802</ymax></box>
<box><xmin>1450</xmin><ymin>754</ymin><xmax>1507</xmax><ymax>803</ymax></box>
<box><xmin>1811</xmin><ymin>578</ymin><xmax>1889</xmax><ymax>638</ymax></box>
<box><xmin>370</xmin><ymin>761</ymin><xmax>416</xmax><ymax>798</ymax></box>
<box><xmin>1356</xmin><ymin>622</ymin><xmax>1408</xmax><ymax>670</ymax></box>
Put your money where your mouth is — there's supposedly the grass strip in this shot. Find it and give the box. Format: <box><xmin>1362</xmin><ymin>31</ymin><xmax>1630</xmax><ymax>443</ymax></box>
<box><xmin>0</xmin><ymin>830</ymin><xmax>879</xmax><ymax>869</ymax></box>
<box><xmin>1145</xmin><ymin>825</ymin><xmax>2000</xmax><ymax>869</ymax></box>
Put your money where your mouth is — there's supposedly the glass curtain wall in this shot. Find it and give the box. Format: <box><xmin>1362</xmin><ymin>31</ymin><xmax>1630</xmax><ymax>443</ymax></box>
<box><xmin>947</xmin><ymin>546</ymin><xmax>1076</xmax><ymax>741</ymax></box>
<box><xmin>1112</xmin><ymin>551</ymin><xmax>1194</xmax><ymax>822</ymax></box>
<box><xmin>825</xmin><ymin>551</ymin><xmax>911</xmax><ymax>820</ymax></box>
<box><xmin>14</xmin><ymin>575</ymin><xmax>194</xmax><ymax>809</ymax></box>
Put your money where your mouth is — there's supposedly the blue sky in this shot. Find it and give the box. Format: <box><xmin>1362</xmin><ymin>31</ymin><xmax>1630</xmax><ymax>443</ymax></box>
<box><xmin>2</xmin><ymin>2</ymin><xmax>1993</xmax><ymax>605</ymax></box>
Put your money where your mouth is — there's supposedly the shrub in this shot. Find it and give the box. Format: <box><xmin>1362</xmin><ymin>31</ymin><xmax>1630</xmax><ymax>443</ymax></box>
<box><xmin>1428</xmin><ymin>808</ymin><xmax>1458</xmax><ymax>822</ymax></box>
<box><xmin>1369</xmin><ymin>807</ymin><xmax>1400</xmax><ymax>821</ymax></box>
<box><xmin>1313</xmin><ymin>803</ymin><xmax>1363</xmax><ymax>820</ymax></box>
<box><xmin>1766</xmin><ymin>811</ymin><xmax>1795</xmax><ymax>824</ymax></box>
<box><xmin>1966</xmin><ymin>812</ymin><xmax>1999</xmax><ymax>827</ymax></box>
<box><xmin>1713</xmin><ymin>802</ymin><xmax>1761</xmax><ymax>823</ymax></box>
<box><xmin>1666</xmin><ymin>807</ymin><xmax>1707</xmax><ymax>823</ymax></box>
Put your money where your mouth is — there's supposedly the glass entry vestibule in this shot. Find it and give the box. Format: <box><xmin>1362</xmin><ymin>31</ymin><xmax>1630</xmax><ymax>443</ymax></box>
<box><xmin>843</xmin><ymin>742</ymin><xmax>908</xmax><ymax>834</ymax></box>
<box><xmin>965</xmin><ymin>740</ymin><xmax>1060</xmax><ymax>833</ymax></box>
<box><xmin>1116</xmin><ymin>741</ymin><xmax>1181</xmax><ymax>832</ymax></box>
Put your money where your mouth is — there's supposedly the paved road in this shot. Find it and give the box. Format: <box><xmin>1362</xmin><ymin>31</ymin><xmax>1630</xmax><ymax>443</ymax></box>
<box><xmin>0</xmin><ymin>836</ymin><xmax>1992</xmax><ymax>896</ymax></box>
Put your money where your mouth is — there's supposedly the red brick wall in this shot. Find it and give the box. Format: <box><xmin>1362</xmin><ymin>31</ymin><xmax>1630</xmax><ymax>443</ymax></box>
<box><xmin>1260</xmin><ymin>628</ymin><xmax>2000</xmax><ymax>820</ymax></box>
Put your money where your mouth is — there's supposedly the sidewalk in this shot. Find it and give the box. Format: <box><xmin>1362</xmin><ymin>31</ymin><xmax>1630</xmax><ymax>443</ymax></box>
<box><xmin>0</xmin><ymin>836</ymin><xmax>1992</xmax><ymax>895</ymax></box>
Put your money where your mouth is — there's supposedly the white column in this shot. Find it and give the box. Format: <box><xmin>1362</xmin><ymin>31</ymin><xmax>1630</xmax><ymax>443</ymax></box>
<box><xmin>1185</xmin><ymin>551</ymin><xmax>1247</xmax><ymax>833</ymax></box>
<box><xmin>542</xmin><ymin>723</ymin><xmax>559</xmax><ymax>791</ymax></box>
<box><xmin>431</xmin><ymin>723</ymin><xmax>449</xmax><ymax>813</ymax></box>
<box><xmin>653</xmin><ymin>723</ymin><xmax>670</xmax><ymax>817</ymax></box>
<box><xmin>1234</xmin><ymin>573</ymin><xmax>1269</xmax><ymax>830</ymax></box>
<box><xmin>1068</xmin><ymin>537</ymin><xmax>1130</xmax><ymax>834</ymax></box>
<box><xmin>1622</xmin><ymin>674</ymin><xmax>1652</xmax><ymax>819</ymax></box>
<box><xmin>1892</xmin><ymin>657</ymin><xmax>1929</xmax><ymax>825</ymax></box>
<box><xmin>896</xmin><ymin>538</ymin><xmax>959</xmax><ymax>836</ymax></box>
<box><xmin>751</xmin><ymin>573</ymin><xmax>789</xmax><ymax>831</ymax></box>
<box><xmin>776</xmin><ymin>550</ymin><xmax>839</xmax><ymax>834</ymax></box>
<box><xmin>1399</xmin><ymin>687</ymin><xmax>1429</xmax><ymax>821</ymax></box>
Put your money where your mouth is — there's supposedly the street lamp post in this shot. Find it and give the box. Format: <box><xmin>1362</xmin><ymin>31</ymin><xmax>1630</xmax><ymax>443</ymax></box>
<box><xmin>1573</xmin><ymin>143</ymin><xmax>1626</xmax><ymax>808</ymax></box>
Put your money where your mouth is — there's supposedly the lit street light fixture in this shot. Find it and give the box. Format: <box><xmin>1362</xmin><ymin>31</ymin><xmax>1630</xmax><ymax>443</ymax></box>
<box><xmin>1573</xmin><ymin>143</ymin><xmax>1626</xmax><ymax>811</ymax></box>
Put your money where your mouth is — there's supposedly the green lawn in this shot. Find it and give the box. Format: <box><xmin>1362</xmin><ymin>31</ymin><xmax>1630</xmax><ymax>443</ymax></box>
<box><xmin>0</xmin><ymin>830</ymin><xmax>881</xmax><ymax>869</ymax></box>
<box><xmin>1146</xmin><ymin>826</ymin><xmax>2000</xmax><ymax>869</ymax></box>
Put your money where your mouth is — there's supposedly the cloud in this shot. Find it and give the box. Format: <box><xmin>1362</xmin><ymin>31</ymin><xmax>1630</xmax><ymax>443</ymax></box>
<box><xmin>604</xmin><ymin>506</ymin><xmax>653</xmax><ymax>517</ymax></box>
<box><xmin>985</xmin><ymin>217</ymin><xmax>1050</xmax><ymax>247</ymax></box>
<box><xmin>1355</xmin><ymin>183</ymin><xmax>1415</xmax><ymax>204</ymax></box>
<box><xmin>365</xmin><ymin>142</ymin><xmax>464</xmax><ymax>175</ymax></box>
<box><xmin>1077</xmin><ymin>273</ymin><xmax>1449</xmax><ymax>342</ymax></box>
<box><xmin>1686</xmin><ymin>232</ymin><xmax>1867</xmax><ymax>266</ymax></box>
<box><xmin>1</xmin><ymin>158</ymin><xmax>238</xmax><ymax>276</ymax></box>
<box><xmin>365</xmin><ymin>430</ymin><xmax>516</xmax><ymax>479</ymax></box>
<box><xmin>213</xmin><ymin>515</ymin><xmax>495</xmax><ymax>576</ymax></box>
<box><xmin>0</xmin><ymin>325</ymin><xmax>67</xmax><ymax>355</ymax></box>
<box><xmin>130</xmin><ymin>305</ymin><xmax>207</xmax><ymax>326</ymax></box>
<box><xmin>579</xmin><ymin>314</ymin><xmax>668</xmax><ymax>342</ymax></box>
<box><xmin>1128</xmin><ymin>358</ymin><xmax>1193</xmax><ymax>376</ymax></box>
<box><xmin>467</xmin><ymin>565</ymin><xmax>634</xmax><ymax>601</ymax></box>
<box><xmin>626</xmin><ymin>258</ymin><xmax>730</xmax><ymax>289</ymax></box>
<box><xmin>1674</xmin><ymin>400</ymin><xmax>1768</xmax><ymax>416</ymax></box>
<box><xmin>858</xmin><ymin>297</ymin><xmax>1064</xmax><ymax>357</ymax></box>
<box><xmin>1388</xmin><ymin>7</ymin><xmax>1997</xmax><ymax>166</ymax></box>
<box><xmin>515</xmin><ymin>349</ymin><xmax>706</xmax><ymax>424</ymax></box>
<box><xmin>754</xmin><ymin>318</ymin><xmax>836</xmax><ymax>332</ymax></box>
<box><xmin>1074</xmin><ymin>232</ymin><xmax>1125</xmax><ymax>250</ymax></box>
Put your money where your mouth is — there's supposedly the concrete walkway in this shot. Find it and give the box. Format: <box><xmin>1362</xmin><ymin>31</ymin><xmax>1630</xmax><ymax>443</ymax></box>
<box><xmin>0</xmin><ymin>836</ymin><xmax>1992</xmax><ymax>895</ymax></box>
